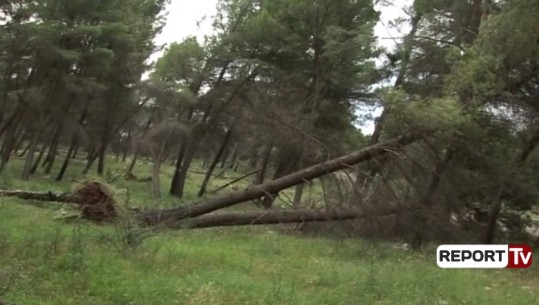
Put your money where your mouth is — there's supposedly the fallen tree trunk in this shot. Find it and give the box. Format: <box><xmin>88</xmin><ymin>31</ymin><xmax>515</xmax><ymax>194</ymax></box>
<box><xmin>1</xmin><ymin>182</ymin><xmax>116</xmax><ymax>222</ymax></box>
<box><xmin>179</xmin><ymin>208</ymin><xmax>374</xmax><ymax>229</ymax></box>
<box><xmin>0</xmin><ymin>190</ymin><xmax>73</xmax><ymax>203</ymax></box>
<box><xmin>141</xmin><ymin>131</ymin><xmax>427</xmax><ymax>226</ymax></box>
<box><xmin>2</xmin><ymin>132</ymin><xmax>427</xmax><ymax>227</ymax></box>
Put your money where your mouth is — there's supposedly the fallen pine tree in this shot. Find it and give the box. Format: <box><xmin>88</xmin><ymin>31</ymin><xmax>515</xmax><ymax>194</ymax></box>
<box><xmin>1</xmin><ymin>131</ymin><xmax>427</xmax><ymax>228</ymax></box>
<box><xmin>139</xmin><ymin>131</ymin><xmax>426</xmax><ymax>226</ymax></box>
<box><xmin>176</xmin><ymin>207</ymin><xmax>404</xmax><ymax>229</ymax></box>
<box><xmin>0</xmin><ymin>190</ymin><xmax>73</xmax><ymax>202</ymax></box>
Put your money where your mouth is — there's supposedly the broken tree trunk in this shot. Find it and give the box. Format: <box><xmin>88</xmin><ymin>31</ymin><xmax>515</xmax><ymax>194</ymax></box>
<box><xmin>140</xmin><ymin>131</ymin><xmax>427</xmax><ymax>226</ymax></box>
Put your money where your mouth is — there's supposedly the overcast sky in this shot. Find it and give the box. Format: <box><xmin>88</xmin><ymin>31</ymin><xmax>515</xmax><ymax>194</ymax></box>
<box><xmin>152</xmin><ymin>0</ymin><xmax>412</xmax><ymax>133</ymax></box>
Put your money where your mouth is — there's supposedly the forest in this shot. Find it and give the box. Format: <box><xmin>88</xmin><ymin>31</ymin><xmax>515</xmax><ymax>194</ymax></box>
<box><xmin>0</xmin><ymin>0</ymin><xmax>538</xmax><ymax>304</ymax></box>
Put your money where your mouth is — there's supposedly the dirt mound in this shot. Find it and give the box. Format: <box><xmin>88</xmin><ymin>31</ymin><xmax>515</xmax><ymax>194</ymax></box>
<box><xmin>71</xmin><ymin>181</ymin><xmax>117</xmax><ymax>222</ymax></box>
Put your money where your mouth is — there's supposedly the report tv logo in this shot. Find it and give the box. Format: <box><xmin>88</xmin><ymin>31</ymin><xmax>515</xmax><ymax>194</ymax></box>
<box><xmin>437</xmin><ymin>245</ymin><xmax>533</xmax><ymax>269</ymax></box>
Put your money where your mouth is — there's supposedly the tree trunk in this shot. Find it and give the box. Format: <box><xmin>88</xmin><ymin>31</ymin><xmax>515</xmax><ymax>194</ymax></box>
<box><xmin>30</xmin><ymin>142</ymin><xmax>49</xmax><ymax>174</ymax></box>
<box><xmin>170</xmin><ymin>125</ymin><xmax>208</xmax><ymax>197</ymax></box>
<box><xmin>260</xmin><ymin>144</ymin><xmax>302</xmax><ymax>208</ymax></box>
<box><xmin>182</xmin><ymin>208</ymin><xmax>379</xmax><ymax>229</ymax></box>
<box><xmin>141</xmin><ymin>131</ymin><xmax>426</xmax><ymax>226</ymax></box>
<box><xmin>83</xmin><ymin>150</ymin><xmax>98</xmax><ymax>174</ymax></box>
<box><xmin>0</xmin><ymin>124</ymin><xmax>17</xmax><ymax>171</ymax></box>
<box><xmin>219</xmin><ymin>142</ymin><xmax>235</xmax><ymax>169</ymax></box>
<box><xmin>56</xmin><ymin>136</ymin><xmax>78</xmax><ymax>181</ymax></box>
<box><xmin>170</xmin><ymin>135</ymin><xmax>188</xmax><ymax>196</ymax></box>
<box><xmin>0</xmin><ymin>189</ymin><xmax>73</xmax><ymax>203</ymax></box>
<box><xmin>21</xmin><ymin>128</ymin><xmax>41</xmax><ymax>180</ymax></box>
<box><xmin>0</xmin><ymin>189</ymin><xmax>401</xmax><ymax>230</ymax></box>
<box><xmin>411</xmin><ymin>148</ymin><xmax>456</xmax><ymax>249</ymax></box>
<box><xmin>150</xmin><ymin>135</ymin><xmax>172</xmax><ymax>199</ymax></box>
<box><xmin>127</xmin><ymin>149</ymin><xmax>139</xmax><ymax>177</ymax></box>
<box><xmin>228</xmin><ymin>143</ymin><xmax>239</xmax><ymax>169</ymax></box>
<box><xmin>355</xmin><ymin>13</ymin><xmax>423</xmax><ymax>188</ymax></box>
<box><xmin>82</xmin><ymin>141</ymin><xmax>97</xmax><ymax>174</ymax></box>
<box><xmin>293</xmin><ymin>183</ymin><xmax>304</xmax><ymax>208</ymax></box>
<box><xmin>43</xmin><ymin>117</ymin><xmax>65</xmax><ymax>174</ymax></box>
<box><xmin>170</xmin><ymin>142</ymin><xmax>197</xmax><ymax>198</ymax></box>
<box><xmin>0</xmin><ymin>105</ymin><xmax>21</xmax><ymax>139</ymax></box>
<box><xmin>97</xmin><ymin>140</ymin><xmax>108</xmax><ymax>176</ymax></box>
<box><xmin>127</xmin><ymin>110</ymin><xmax>155</xmax><ymax>177</ymax></box>
<box><xmin>43</xmin><ymin>132</ymin><xmax>60</xmax><ymax>174</ymax></box>
<box><xmin>57</xmin><ymin>104</ymin><xmax>89</xmax><ymax>180</ymax></box>
<box><xmin>483</xmin><ymin>126</ymin><xmax>539</xmax><ymax>243</ymax></box>
<box><xmin>198</xmin><ymin>125</ymin><xmax>235</xmax><ymax>197</ymax></box>
<box><xmin>13</xmin><ymin>128</ymin><xmax>26</xmax><ymax>154</ymax></box>
<box><xmin>170</xmin><ymin>71</ymin><xmax>255</xmax><ymax>197</ymax></box>
<box><xmin>255</xmin><ymin>142</ymin><xmax>273</xmax><ymax>185</ymax></box>
<box><xmin>17</xmin><ymin>141</ymin><xmax>31</xmax><ymax>158</ymax></box>
<box><xmin>122</xmin><ymin>140</ymin><xmax>128</xmax><ymax>162</ymax></box>
<box><xmin>151</xmin><ymin>153</ymin><xmax>162</xmax><ymax>199</ymax></box>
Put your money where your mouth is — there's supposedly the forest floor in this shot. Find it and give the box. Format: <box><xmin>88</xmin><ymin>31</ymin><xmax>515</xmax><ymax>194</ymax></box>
<box><xmin>0</xmin><ymin>156</ymin><xmax>538</xmax><ymax>305</ymax></box>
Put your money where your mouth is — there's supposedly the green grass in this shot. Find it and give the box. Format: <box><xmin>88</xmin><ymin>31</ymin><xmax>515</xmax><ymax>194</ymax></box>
<box><xmin>1</xmin><ymin>201</ymin><xmax>538</xmax><ymax>305</ymax></box>
<box><xmin>1</xmin><ymin>156</ymin><xmax>538</xmax><ymax>304</ymax></box>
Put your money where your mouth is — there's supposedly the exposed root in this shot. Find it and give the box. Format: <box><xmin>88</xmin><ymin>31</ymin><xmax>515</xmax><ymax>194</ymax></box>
<box><xmin>70</xmin><ymin>182</ymin><xmax>117</xmax><ymax>222</ymax></box>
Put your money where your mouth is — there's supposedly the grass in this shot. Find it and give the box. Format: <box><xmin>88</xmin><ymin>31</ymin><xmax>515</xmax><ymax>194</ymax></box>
<box><xmin>0</xmin><ymin>154</ymin><xmax>324</xmax><ymax>209</ymax></box>
<box><xmin>0</xmin><ymin>155</ymin><xmax>538</xmax><ymax>304</ymax></box>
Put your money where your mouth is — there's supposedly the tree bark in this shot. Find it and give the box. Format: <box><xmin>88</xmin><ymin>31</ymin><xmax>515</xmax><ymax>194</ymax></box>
<box><xmin>170</xmin><ymin>135</ymin><xmax>187</xmax><ymax>195</ymax></box>
<box><xmin>293</xmin><ymin>183</ymin><xmax>304</xmax><ymax>208</ymax></box>
<box><xmin>126</xmin><ymin>108</ymin><xmax>156</xmax><ymax>177</ymax></box>
<box><xmin>0</xmin><ymin>189</ymin><xmax>73</xmax><ymax>203</ymax></box>
<box><xmin>182</xmin><ymin>208</ymin><xmax>375</xmax><ymax>229</ymax></box>
<box><xmin>43</xmin><ymin>120</ymin><xmax>64</xmax><ymax>174</ymax></box>
<box><xmin>260</xmin><ymin>144</ymin><xmax>302</xmax><ymax>208</ymax></box>
<box><xmin>151</xmin><ymin>153</ymin><xmax>163</xmax><ymax>199</ymax></box>
<box><xmin>483</xmin><ymin>126</ymin><xmax>539</xmax><ymax>243</ymax></box>
<box><xmin>255</xmin><ymin>142</ymin><xmax>273</xmax><ymax>185</ymax></box>
<box><xmin>21</xmin><ymin>124</ymin><xmax>43</xmax><ymax>180</ymax></box>
<box><xmin>97</xmin><ymin>138</ymin><xmax>109</xmax><ymax>176</ymax></box>
<box><xmin>410</xmin><ymin>147</ymin><xmax>456</xmax><ymax>249</ymax></box>
<box><xmin>0</xmin><ymin>124</ymin><xmax>17</xmax><ymax>171</ymax></box>
<box><xmin>150</xmin><ymin>134</ymin><xmax>172</xmax><ymax>199</ymax></box>
<box><xmin>30</xmin><ymin>142</ymin><xmax>49</xmax><ymax>174</ymax></box>
<box><xmin>57</xmin><ymin>104</ymin><xmax>89</xmax><ymax>180</ymax></box>
<box><xmin>227</xmin><ymin>143</ymin><xmax>239</xmax><ymax>169</ymax></box>
<box><xmin>170</xmin><ymin>129</ymin><xmax>203</xmax><ymax>197</ymax></box>
<box><xmin>56</xmin><ymin>136</ymin><xmax>78</xmax><ymax>181</ymax></box>
<box><xmin>127</xmin><ymin>150</ymin><xmax>139</xmax><ymax>177</ymax></box>
<box><xmin>198</xmin><ymin>125</ymin><xmax>235</xmax><ymax>197</ymax></box>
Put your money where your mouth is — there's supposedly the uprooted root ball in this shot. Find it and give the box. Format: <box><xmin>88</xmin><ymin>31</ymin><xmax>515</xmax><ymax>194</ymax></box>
<box><xmin>71</xmin><ymin>181</ymin><xmax>117</xmax><ymax>222</ymax></box>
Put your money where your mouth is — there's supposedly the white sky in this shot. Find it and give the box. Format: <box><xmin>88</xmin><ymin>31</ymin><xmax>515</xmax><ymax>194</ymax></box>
<box><xmin>152</xmin><ymin>0</ymin><xmax>413</xmax><ymax>133</ymax></box>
